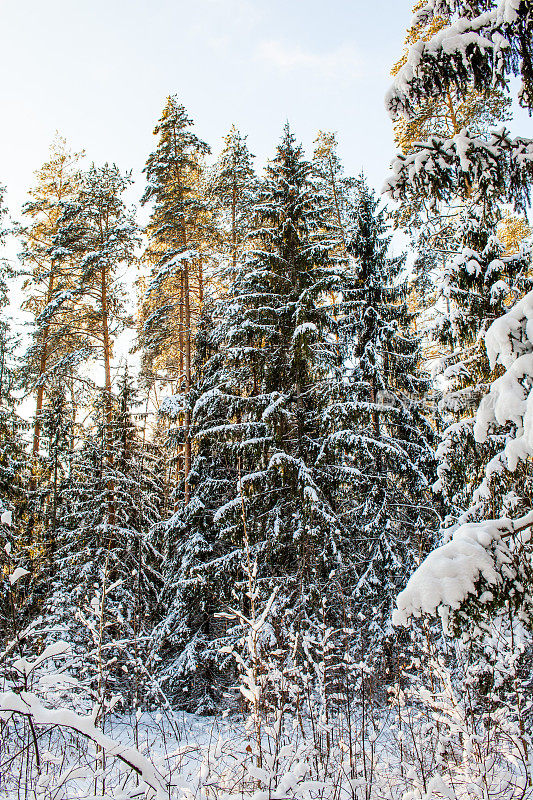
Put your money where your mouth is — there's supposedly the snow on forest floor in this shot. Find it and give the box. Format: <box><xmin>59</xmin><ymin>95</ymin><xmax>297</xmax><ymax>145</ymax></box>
<box><xmin>0</xmin><ymin>701</ymin><xmax>410</xmax><ymax>800</ymax></box>
<box><xmin>3</xmin><ymin>699</ymin><xmax>533</xmax><ymax>800</ymax></box>
<box><xmin>2</xmin><ymin>643</ymin><xmax>532</xmax><ymax>800</ymax></box>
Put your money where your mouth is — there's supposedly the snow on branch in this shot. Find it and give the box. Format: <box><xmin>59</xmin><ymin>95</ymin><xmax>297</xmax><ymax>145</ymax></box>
<box><xmin>383</xmin><ymin>129</ymin><xmax>533</xmax><ymax>210</ymax></box>
<box><xmin>393</xmin><ymin>512</ymin><xmax>533</xmax><ymax>627</ymax></box>
<box><xmin>474</xmin><ymin>290</ymin><xmax>533</xmax><ymax>471</ymax></box>
<box><xmin>395</xmin><ymin>287</ymin><xmax>533</xmax><ymax>628</ymax></box>
<box><xmin>0</xmin><ymin>691</ymin><xmax>169</xmax><ymax>799</ymax></box>
<box><xmin>386</xmin><ymin>2</ymin><xmax>523</xmax><ymax>121</ymax></box>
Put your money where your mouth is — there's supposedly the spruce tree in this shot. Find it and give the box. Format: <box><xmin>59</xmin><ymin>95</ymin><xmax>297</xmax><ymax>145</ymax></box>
<box><xmin>432</xmin><ymin>205</ymin><xmax>532</xmax><ymax>530</ymax></box>
<box><xmin>44</xmin><ymin>369</ymin><xmax>164</xmax><ymax>698</ymax></box>
<box><xmin>151</xmin><ymin>129</ymin><xmax>435</xmax><ymax>705</ymax></box>
<box><xmin>335</xmin><ymin>177</ymin><xmax>436</xmax><ymax>641</ymax></box>
<box><xmin>0</xmin><ymin>186</ymin><xmax>28</xmax><ymax>639</ymax></box>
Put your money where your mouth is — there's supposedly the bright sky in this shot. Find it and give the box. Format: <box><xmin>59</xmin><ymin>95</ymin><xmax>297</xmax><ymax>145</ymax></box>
<box><xmin>0</xmin><ymin>0</ymin><xmax>414</xmax><ymax>215</ymax></box>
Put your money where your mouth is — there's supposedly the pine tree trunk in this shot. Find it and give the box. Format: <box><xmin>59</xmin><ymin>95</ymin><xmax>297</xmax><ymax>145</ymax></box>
<box><xmin>231</xmin><ymin>175</ymin><xmax>237</xmax><ymax>271</ymax></box>
<box><xmin>32</xmin><ymin>268</ymin><xmax>56</xmax><ymax>459</ymax></box>
<box><xmin>328</xmin><ymin>156</ymin><xmax>346</xmax><ymax>252</ymax></box>
<box><xmin>101</xmin><ymin>259</ymin><xmax>115</xmax><ymax>527</ymax></box>
<box><xmin>198</xmin><ymin>254</ymin><xmax>204</xmax><ymax>308</ymax></box>
<box><xmin>175</xmin><ymin>272</ymin><xmax>185</xmax><ymax>510</ymax></box>
<box><xmin>183</xmin><ymin>262</ymin><xmax>192</xmax><ymax>504</ymax></box>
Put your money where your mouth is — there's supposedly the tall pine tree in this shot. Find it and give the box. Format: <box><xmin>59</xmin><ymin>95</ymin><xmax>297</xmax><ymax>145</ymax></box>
<box><xmin>140</xmin><ymin>96</ymin><xmax>211</xmax><ymax>505</ymax></box>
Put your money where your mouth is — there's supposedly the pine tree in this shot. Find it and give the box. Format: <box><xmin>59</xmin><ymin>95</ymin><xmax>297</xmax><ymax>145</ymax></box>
<box><xmin>312</xmin><ymin>131</ymin><xmax>351</xmax><ymax>254</ymax></box>
<box><xmin>386</xmin><ymin>1</ymin><xmax>533</xmax><ymax>534</ymax></box>
<box><xmin>386</xmin><ymin>0</ymin><xmax>533</xmax><ymax>639</ymax></box>
<box><xmin>63</xmin><ymin>163</ymin><xmax>139</xmax><ymax>526</ymax></box>
<box><xmin>140</xmin><ymin>96</ymin><xmax>211</xmax><ymax>505</ymax></box>
<box><xmin>385</xmin><ymin>1</ymin><xmax>533</xmax><ymax>212</ymax></box>
<box><xmin>390</xmin><ymin>2</ymin><xmax>512</xmax><ymax>158</ymax></box>
<box><xmin>209</xmin><ymin>125</ymin><xmax>257</xmax><ymax>276</ymax></box>
<box><xmin>388</xmin><ymin>0</ymin><xmax>516</xmax><ymax>336</ymax></box>
<box><xmin>19</xmin><ymin>136</ymin><xmax>85</xmax><ymax>465</ymax></box>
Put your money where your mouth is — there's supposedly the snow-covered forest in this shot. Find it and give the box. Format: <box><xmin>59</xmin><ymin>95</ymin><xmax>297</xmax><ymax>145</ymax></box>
<box><xmin>2</xmin><ymin>1</ymin><xmax>533</xmax><ymax>798</ymax></box>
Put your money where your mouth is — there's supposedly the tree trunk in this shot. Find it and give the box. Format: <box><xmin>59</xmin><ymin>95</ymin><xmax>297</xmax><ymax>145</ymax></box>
<box><xmin>328</xmin><ymin>156</ymin><xmax>346</xmax><ymax>252</ymax></box>
<box><xmin>183</xmin><ymin>262</ymin><xmax>192</xmax><ymax>504</ymax></box>
<box><xmin>101</xmin><ymin>259</ymin><xmax>115</xmax><ymax>527</ymax></box>
<box><xmin>198</xmin><ymin>254</ymin><xmax>204</xmax><ymax>309</ymax></box>
<box><xmin>175</xmin><ymin>272</ymin><xmax>185</xmax><ymax>510</ymax></box>
<box><xmin>231</xmin><ymin>174</ymin><xmax>237</xmax><ymax>271</ymax></box>
<box><xmin>32</xmin><ymin>268</ymin><xmax>56</xmax><ymax>459</ymax></box>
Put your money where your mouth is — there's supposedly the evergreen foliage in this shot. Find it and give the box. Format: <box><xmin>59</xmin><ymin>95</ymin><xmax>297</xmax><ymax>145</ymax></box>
<box><xmin>432</xmin><ymin>206</ymin><xmax>532</xmax><ymax>529</ymax></box>
<box><xmin>140</xmin><ymin>95</ymin><xmax>211</xmax><ymax>381</ymax></box>
<box><xmin>44</xmin><ymin>369</ymin><xmax>164</xmax><ymax>696</ymax></box>
<box><xmin>149</xmin><ymin>129</ymin><xmax>435</xmax><ymax>706</ymax></box>
<box><xmin>0</xmin><ymin>186</ymin><xmax>29</xmax><ymax>639</ymax></box>
<box><xmin>209</xmin><ymin>125</ymin><xmax>257</xmax><ymax>276</ymax></box>
<box><xmin>386</xmin><ymin>1</ymin><xmax>533</xmax><ymax>211</ymax></box>
<box><xmin>334</xmin><ymin>178</ymin><xmax>437</xmax><ymax>639</ymax></box>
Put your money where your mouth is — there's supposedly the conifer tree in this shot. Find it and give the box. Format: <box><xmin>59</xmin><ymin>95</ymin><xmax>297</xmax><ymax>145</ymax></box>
<box><xmin>38</xmin><ymin>384</ymin><xmax>74</xmax><ymax>572</ymax></box>
<box><xmin>209</xmin><ymin>125</ymin><xmax>256</xmax><ymax>275</ymax></box>
<box><xmin>386</xmin><ymin>1</ymin><xmax>533</xmax><ymax>212</ymax></box>
<box><xmin>0</xmin><ymin>186</ymin><xmax>23</xmax><ymax>517</ymax></box>
<box><xmin>335</xmin><ymin>177</ymin><xmax>436</xmax><ymax>639</ymax></box>
<box><xmin>0</xmin><ymin>186</ymin><xmax>28</xmax><ymax>638</ymax></box>
<box><xmin>387</xmin><ymin>2</ymin><xmax>533</xmax><ymax>535</ymax></box>
<box><xmin>312</xmin><ymin>131</ymin><xmax>351</xmax><ymax>254</ymax></box>
<box><xmin>431</xmin><ymin>206</ymin><xmax>532</xmax><ymax>529</ymax></box>
<box><xmin>387</xmin><ymin>0</ymin><xmax>533</xmax><ymax>639</ymax></box>
<box><xmin>388</xmin><ymin>0</ymin><xmax>515</xmax><ymax>325</ymax></box>
<box><xmin>44</xmin><ymin>369</ymin><xmax>164</xmax><ymax>694</ymax></box>
<box><xmin>140</xmin><ymin>96</ymin><xmax>211</xmax><ymax>504</ymax></box>
<box><xmin>63</xmin><ymin>163</ymin><xmax>139</xmax><ymax>525</ymax></box>
<box><xmin>19</xmin><ymin>137</ymin><xmax>85</xmax><ymax>464</ymax></box>
<box><xmin>151</xmin><ymin>129</ymin><xmax>435</xmax><ymax>704</ymax></box>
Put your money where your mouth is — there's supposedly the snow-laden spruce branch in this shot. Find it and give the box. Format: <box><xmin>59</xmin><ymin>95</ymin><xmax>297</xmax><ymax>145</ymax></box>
<box><xmin>386</xmin><ymin>0</ymin><xmax>523</xmax><ymax>120</ymax></box>
<box><xmin>393</xmin><ymin>511</ymin><xmax>533</xmax><ymax>627</ymax></box>
<box><xmin>394</xmin><ymin>287</ymin><xmax>533</xmax><ymax>628</ymax></box>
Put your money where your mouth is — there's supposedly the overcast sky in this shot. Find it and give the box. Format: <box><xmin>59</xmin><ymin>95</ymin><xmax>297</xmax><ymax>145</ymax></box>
<box><xmin>0</xmin><ymin>0</ymin><xmax>414</xmax><ymax>215</ymax></box>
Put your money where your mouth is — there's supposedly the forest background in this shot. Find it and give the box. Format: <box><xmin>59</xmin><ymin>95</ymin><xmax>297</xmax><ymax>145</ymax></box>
<box><xmin>2</xmin><ymin>2</ymin><xmax>533</xmax><ymax>799</ymax></box>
